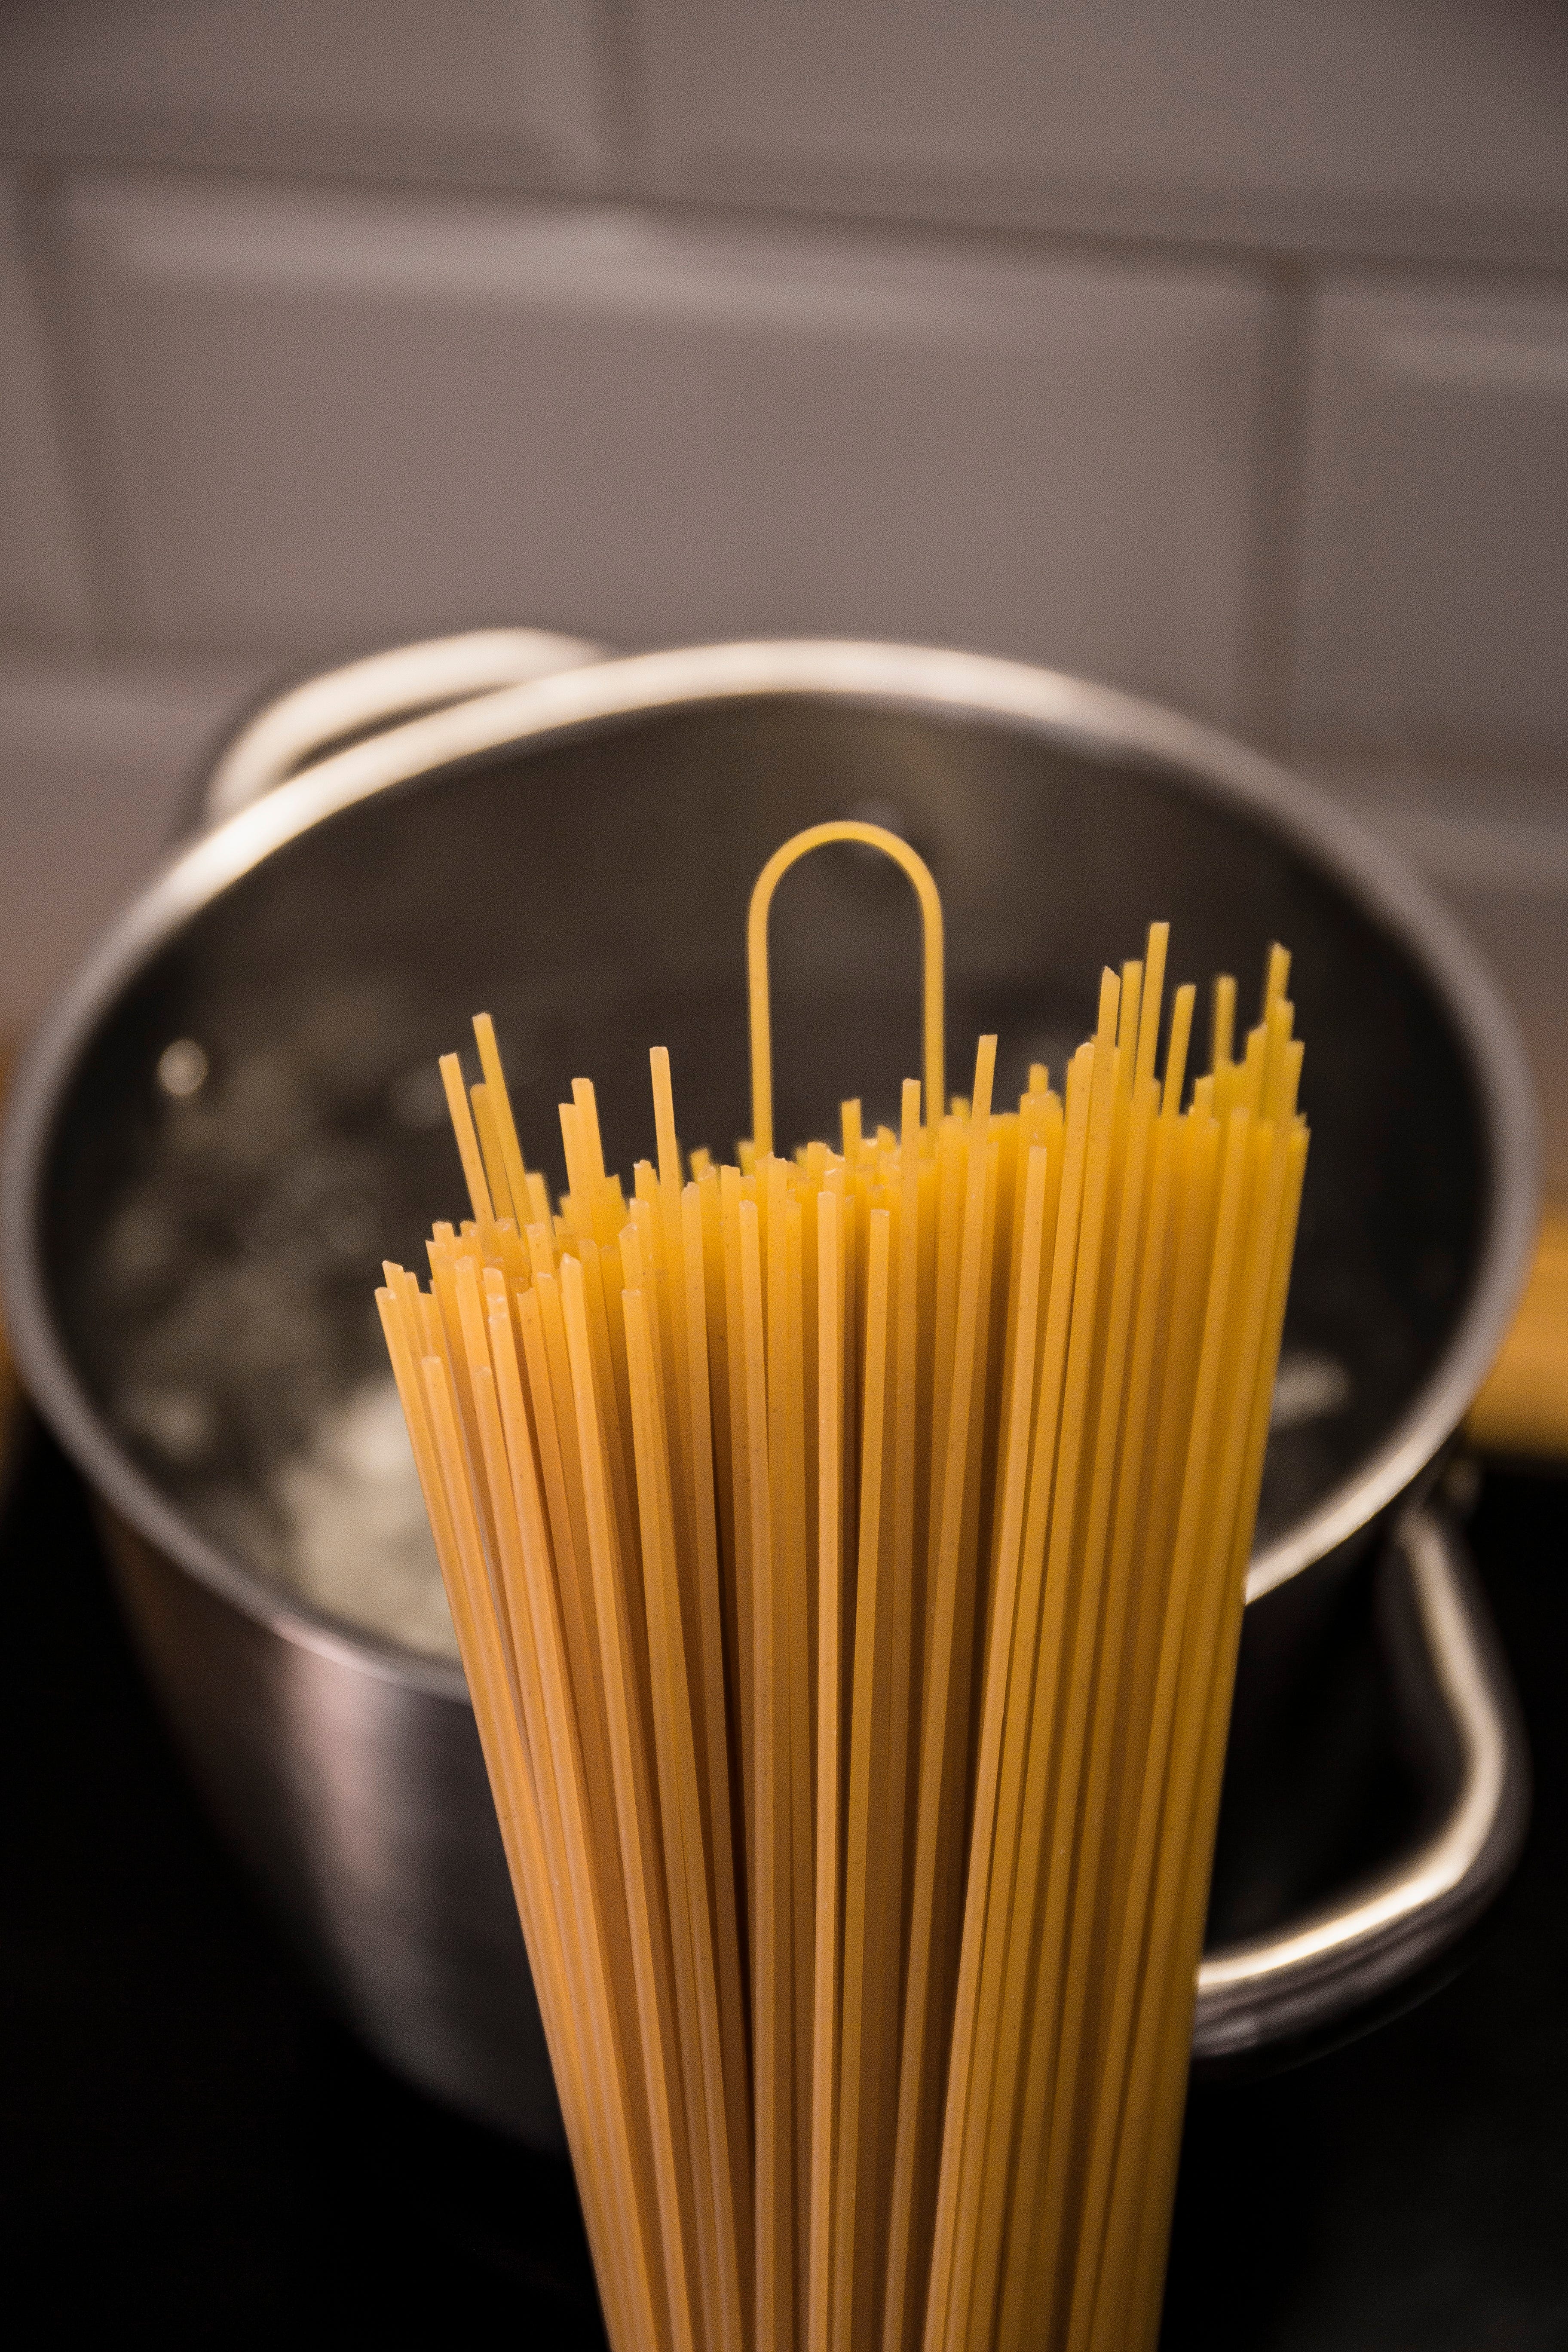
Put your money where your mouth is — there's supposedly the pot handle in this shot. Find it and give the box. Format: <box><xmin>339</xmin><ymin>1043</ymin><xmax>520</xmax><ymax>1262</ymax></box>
<box><xmin>201</xmin><ymin>628</ymin><xmax>605</xmax><ymax>830</ymax></box>
<box><xmin>1193</xmin><ymin>1501</ymin><xmax>1528</xmax><ymax>2062</ymax></box>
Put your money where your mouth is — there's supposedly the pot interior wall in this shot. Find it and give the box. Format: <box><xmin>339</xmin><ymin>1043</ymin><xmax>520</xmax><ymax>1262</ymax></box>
<box><xmin>40</xmin><ymin>694</ymin><xmax>1488</xmax><ymax>1622</ymax></box>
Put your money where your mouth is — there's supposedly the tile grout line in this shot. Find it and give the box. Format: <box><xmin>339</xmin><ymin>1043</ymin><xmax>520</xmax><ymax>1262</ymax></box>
<box><xmin>6</xmin><ymin>159</ymin><xmax>106</xmax><ymax>653</ymax></box>
<box><xmin>596</xmin><ymin>0</ymin><xmax>647</xmax><ymax>206</ymax></box>
<box><xmin>12</xmin><ymin>159</ymin><xmax>149</xmax><ymax>658</ymax></box>
<box><xmin>1238</xmin><ymin>259</ymin><xmax>1316</xmax><ymax>757</ymax></box>
<box><xmin>1</xmin><ymin>138</ymin><xmax>1565</xmax><ymax>292</ymax></box>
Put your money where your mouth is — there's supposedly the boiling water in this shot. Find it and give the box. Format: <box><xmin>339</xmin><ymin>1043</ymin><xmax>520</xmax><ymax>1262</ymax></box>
<box><xmin>86</xmin><ymin>1015</ymin><xmax>1351</xmax><ymax>1668</ymax></box>
<box><xmin>269</xmin><ymin>1380</ymin><xmax>454</xmax><ymax>1658</ymax></box>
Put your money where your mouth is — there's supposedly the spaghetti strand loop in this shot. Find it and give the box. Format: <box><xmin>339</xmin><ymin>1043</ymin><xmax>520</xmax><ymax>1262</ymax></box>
<box><xmin>747</xmin><ymin>821</ymin><xmax>945</xmax><ymax>1155</ymax></box>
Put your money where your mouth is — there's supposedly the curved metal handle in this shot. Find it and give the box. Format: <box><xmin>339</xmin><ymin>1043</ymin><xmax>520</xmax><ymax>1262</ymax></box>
<box><xmin>202</xmin><ymin>627</ymin><xmax>603</xmax><ymax>829</ymax></box>
<box><xmin>1194</xmin><ymin>1501</ymin><xmax>1528</xmax><ymax>2061</ymax></box>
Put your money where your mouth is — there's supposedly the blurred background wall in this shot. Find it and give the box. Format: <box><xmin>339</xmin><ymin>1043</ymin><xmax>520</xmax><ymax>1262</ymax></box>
<box><xmin>1</xmin><ymin>0</ymin><xmax>1565</xmax><ymax>1188</ymax></box>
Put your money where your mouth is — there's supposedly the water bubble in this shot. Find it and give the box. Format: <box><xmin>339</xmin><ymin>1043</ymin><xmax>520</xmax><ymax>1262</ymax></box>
<box><xmin>1270</xmin><ymin>1351</ymin><xmax>1351</xmax><ymax>1431</ymax></box>
<box><xmin>389</xmin><ymin>1062</ymin><xmax>447</xmax><ymax>1130</ymax></box>
<box><xmin>157</xmin><ymin>1039</ymin><xmax>209</xmax><ymax>1099</ymax></box>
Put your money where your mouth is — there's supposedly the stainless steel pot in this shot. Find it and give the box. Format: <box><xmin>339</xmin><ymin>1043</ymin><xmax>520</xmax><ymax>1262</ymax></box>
<box><xmin>2</xmin><ymin>636</ymin><xmax>1539</xmax><ymax>2135</ymax></box>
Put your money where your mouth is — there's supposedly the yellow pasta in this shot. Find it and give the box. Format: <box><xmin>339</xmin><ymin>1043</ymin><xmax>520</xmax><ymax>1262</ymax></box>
<box><xmin>377</xmin><ymin>824</ymin><xmax>1308</xmax><ymax>2352</ymax></box>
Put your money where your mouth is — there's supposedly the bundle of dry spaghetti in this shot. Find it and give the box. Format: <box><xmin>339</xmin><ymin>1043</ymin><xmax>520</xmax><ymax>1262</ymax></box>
<box><xmin>375</xmin><ymin>824</ymin><xmax>1307</xmax><ymax>2352</ymax></box>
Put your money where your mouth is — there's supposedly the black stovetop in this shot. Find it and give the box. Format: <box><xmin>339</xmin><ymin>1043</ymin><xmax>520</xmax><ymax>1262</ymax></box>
<box><xmin>3</xmin><ymin>1425</ymin><xmax>1565</xmax><ymax>2349</ymax></box>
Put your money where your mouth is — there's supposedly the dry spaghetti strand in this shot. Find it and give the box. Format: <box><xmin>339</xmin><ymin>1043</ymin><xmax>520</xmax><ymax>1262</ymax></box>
<box><xmin>379</xmin><ymin>866</ymin><xmax>1307</xmax><ymax>2352</ymax></box>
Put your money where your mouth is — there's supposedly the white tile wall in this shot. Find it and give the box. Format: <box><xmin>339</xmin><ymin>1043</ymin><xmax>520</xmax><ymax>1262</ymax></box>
<box><xmin>0</xmin><ymin>176</ymin><xmax>94</xmax><ymax>644</ymax></box>
<box><xmin>0</xmin><ymin>0</ymin><xmax>609</xmax><ymax>191</ymax></box>
<box><xmin>0</xmin><ymin>650</ymin><xmax>268</xmax><ymax>1034</ymax></box>
<box><xmin>58</xmin><ymin>178</ymin><xmax>1268</xmax><ymax>720</ymax></box>
<box><xmin>1295</xmin><ymin>282</ymin><xmax>1568</xmax><ymax>765</ymax></box>
<box><xmin>630</xmin><ymin>0</ymin><xmax>1568</xmax><ymax>266</ymax></box>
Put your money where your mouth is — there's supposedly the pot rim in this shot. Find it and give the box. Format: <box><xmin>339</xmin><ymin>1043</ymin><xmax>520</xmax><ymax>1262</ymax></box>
<box><xmin>1</xmin><ymin>638</ymin><xmax>1541</xmax><ymax>1700</ymax></box>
